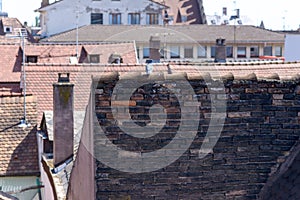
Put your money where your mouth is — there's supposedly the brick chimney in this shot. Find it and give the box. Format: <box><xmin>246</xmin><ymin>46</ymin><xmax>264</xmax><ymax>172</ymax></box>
<box><xmin>53</xmin><ymin>73</ymin><xmax>74</xmax><ymax>167</ymax></box>
<box><xmin>41</xmin><ymin>0</ymin><xmax>49</xmax><ymax>7</ymax></box>
<box><xmin>215</xmin><ymin>38</ymin><xmax>226</xmax><ymax>63</ymax></box>
<box><xmin>149</xmin><ymin>36</ymin><xmax>161</xmax><ymax>62</ymax></box>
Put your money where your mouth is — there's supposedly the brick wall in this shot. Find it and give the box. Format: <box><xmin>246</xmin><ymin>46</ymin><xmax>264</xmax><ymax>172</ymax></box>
<box><xmin>85</xmin><ymin>73</ymin><xmax>300</xmax><ymax>199</ymax></box>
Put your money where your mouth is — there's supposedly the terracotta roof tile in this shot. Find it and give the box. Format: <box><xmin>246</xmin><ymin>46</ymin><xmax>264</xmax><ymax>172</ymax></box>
<box><xmin>25</xmin><ymin>62</ymin><xmax>300</xmax><ymax>118</ymax></box>
<box><xmin>0</xmin><ymin>96</ymin><xmax>39</xmax><ymax>176</ymax></box>
<box><xmin>0</xmin><ymin>42</ymin><xmax>137</xmax><ymax>84</ymax></box>
<box><xmin>0</xmin><ymin>17</ymin><xmax>36</xmax><ymax>43</ymax></box>
<box><xmin>153</xmin><ymin>0</ymin><xmax>206</xmax><ymax>24</ymax></box>
<box><xmin>0</xmin><ymin>44</ymin><xmax>22</xmax><ymax>83</ymax></box>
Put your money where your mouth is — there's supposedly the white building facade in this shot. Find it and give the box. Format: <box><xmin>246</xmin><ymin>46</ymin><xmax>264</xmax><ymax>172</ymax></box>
<box><xmin>37</xmin><ymin>0</ymin><xmax>166</xmax><ymax>37</ymax></box>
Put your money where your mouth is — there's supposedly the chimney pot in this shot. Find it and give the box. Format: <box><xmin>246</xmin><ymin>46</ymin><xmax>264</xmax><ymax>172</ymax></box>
<box><xmin>58</xmin><ymin>73</ymin><xmax>70</xmax><ymax>83</ymax></box>
<box><xmin>215</xmin><ymin>38</ymin><xmax>226</xmax><ymax>63</ymax></box>
<box><xmin>41</xmin><ymin>0</ymin><xmax>49</xmax><ymax>7</ymax></box>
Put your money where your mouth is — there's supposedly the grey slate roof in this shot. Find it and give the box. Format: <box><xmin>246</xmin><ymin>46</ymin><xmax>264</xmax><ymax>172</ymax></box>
<box><xmin>41</xmin><ymin>25</ymin><xmax>285</xmax><ymax>44</ymax></box>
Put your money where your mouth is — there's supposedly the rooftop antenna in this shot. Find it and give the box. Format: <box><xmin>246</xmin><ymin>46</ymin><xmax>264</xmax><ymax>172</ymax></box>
<box><xmin>10</xmin><ymin>28</ymin><xmax>31</xmax><ymax>128</ymax></box>
<box><xmin>75</xmin><ymin>0</ymin><xmax>81</xmax><ymax>60</ymax></box>
<box><xmin>282</xmin><ymin>10</ymin><xmax>287</xmax><ymax>30</ymax></box>
<box><xmin>19</xmin><ymin>28</ymin><xmax>31</xmax><ymax>128</ymax></box>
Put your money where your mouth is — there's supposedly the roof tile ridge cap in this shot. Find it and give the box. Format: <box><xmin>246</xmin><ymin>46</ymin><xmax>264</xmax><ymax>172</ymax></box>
<box><xmin>234</xmin><ymin>73</ymin><xmax>258</xmax><ymax>81</ymax></box>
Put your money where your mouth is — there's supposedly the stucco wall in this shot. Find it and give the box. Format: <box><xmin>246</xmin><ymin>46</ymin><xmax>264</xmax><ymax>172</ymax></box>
<box><xmin>40</xmin><ymin>0</ymin><xmax>164</xmax><ymax>36</ymax></box>
<box><xmin>67</xmin><ymin>93</ymin><xmax>95</xmax><ymax>200</ymax></box>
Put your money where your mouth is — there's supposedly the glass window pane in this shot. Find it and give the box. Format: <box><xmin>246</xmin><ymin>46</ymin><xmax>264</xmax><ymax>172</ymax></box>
<box><xmin>170</xmin><ymin>46</ymin><xmax>180</xmax><ymax>58</ymax></box>
<box><xmin>264</xmin><ymin>46</ymin><xmax>272</xmax><ymax>56</ymax></box>
<box><xmin>146</xmin><ymin>13</ymin><xmax>159</xmax><ymax>24</ymax></box>
<box><xmin>143</xmin><ymin>47</ymin><xmax>149</xmax><ymax>58</ymax></box>
<box><xmin>226</xmin><ymin>46</ymin><xmax>233</xmax><ymax>58</ymax></box>
<box><xmin>250</xmin><ymin>46</ymin><xmax>259</xmax><ymax>58</ymax></box>
<box><xmin>237</xmin><ymin>46</ymin><xmax>246</xmax><ymax>58</ymax></box>
<box><xmin>110</xmin><ymin>13</ymin><xmax>121</xmax><ymax>24</ymax></box>
<box><xmin>198</xmin><ymin>46</ymin><xmax>206</xmax><ymax>58</ymax></box>
<box><xmin>128</xmin><ymin>13</ymin><xmax>140</xmax><ymax>24</ymax></box>
<box><xmin>91</xmin><ymin>13</ymin><xmax>103</xmax><ymax>24</ymax></box>
<box><xmin>210</xmin><ymin>46</ymin><xmax>216</xmax><ymax>58</ymax></box>
<box><xmin>184</xmin><ymin>46</ymin><xmax>193</xmax><ymax>58</ymax></box>
<box><xmin>275</xmin><ymin>46</ymin><xmax>282</xmax><ymax>56</ymax></box>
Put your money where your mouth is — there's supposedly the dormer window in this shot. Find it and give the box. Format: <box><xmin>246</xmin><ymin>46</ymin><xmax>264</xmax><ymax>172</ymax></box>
<box><xmin>89</xmin><ymin>54</ymin><xmax>100</xmax><ymax>63</ymax></box>
<box><xmin>4</xmin><ymin>26</ymin><xmax>12</xmax><ymax>33</ymax></box>
<box><xmin>26</xmin><ymin>56</ymin><xmax>38</xmax><ymax>63</ymax></box>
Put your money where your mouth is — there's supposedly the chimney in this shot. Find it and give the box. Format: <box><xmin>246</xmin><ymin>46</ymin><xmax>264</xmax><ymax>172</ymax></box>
<box><xmin>222</xmin><ymin>7</ymin><xmax>227</xmax><ymax>16</ymax></box>
<box><xmin>149</xmin><ymin>36</ymin><xmax>161</xmax><ymax>62</ymax></box>
<box><xmin>215</xmin><ymin>38</ymin><xmax>226</xmax><ymax>63</ymax></box>
<box><xmin>53</xmin><ymin>73</ymin><xmax>74</xmax><ymax>167</ymax></box>
<box><xmin>41</xmin><ymin>0</ymin><xmax>49</xmax><ymax>7</ymax></box>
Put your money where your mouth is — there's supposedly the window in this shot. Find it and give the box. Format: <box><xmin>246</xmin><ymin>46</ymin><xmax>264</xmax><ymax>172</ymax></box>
<box><xmin>143</xmin><ymin>47</ymin><xmax>150</xmax><ymax>58</ymax></box>
<box><xmin>170</xmin><ymin>46</ymin><xmax>180</xmax><ymax>58</ymax></box>
<box><xmin>250</xmin><ymin>46</ymin><xmax>259</xmax><ymax>58</ymax></box>
<box><xmin>128</xmin><ymin>13</ymin><xmax>140</xmax><ymax>25</ymax></box>
<box><xmin>89</xmin><ymin>55</ymin><xmax>100</xmax><ymax>63</ymax></box>
<box><xmin>109</xmin><ymin>13</ymin><xmax>122</xmax><ymax>24</ymax></box>
<box><xmin>210</xmin><ymin>46</ymin><xmax>216</xmax><ymax>58</ymax></box>
<box><xmin>146</xmin><ymin>13</ymin><xmax>159</xmax><ymax>24</ymax></box>
<box><xmin>160</xmin><ymin>48</ymin><xmax>166</xmax><ymax>58</ymax></box>
<box><xmin>275</xmin><ymin>46</ymin><xmax>282</xmax><ymax>56</ymax></box>
<box><xmin>197</xmin><ymin>46</ymin><xmax>206</xmax><ymax>58</ymax></box>
<box><xmin>226</xmin><ymin>46</ymin><xmax>233</xmax><ymax>58</ymax></box>
<box><xmin>26</xmin><ymin>56</ymin><xmax>38</xmax><ymax>63</ymax></box>
<box><xmin>184</xmin><ymin>46</ymin><xmax>193</xmax><ymax>58</ymax></box>
<box><xmin>264</xmin><ymin>46</ymin><xmax>272</xmax><ymax>56</ymax></box>
<box><xmin>91</xmin><ymin>13</ymin><xmax>103</xmax><ymax>24</ymax></box>
<box><xmin>136</xmin><ymin>47</ymin><xmax>140</xmax><ymax>59</ymax></box>
<box><xmin>237</xmin><ymin>46</ymin><xmax>246</xmax><ymax>58</ymax></box>
<box><xmin>4</xmin><ymin>26</ymin><xmax>12</xmax><ymax>33</ymax></box>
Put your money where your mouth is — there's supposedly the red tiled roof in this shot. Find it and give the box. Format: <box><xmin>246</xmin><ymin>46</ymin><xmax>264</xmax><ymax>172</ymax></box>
<box><xmin>25</xmin><ymin>44</ymin><xmax>77</xmax><ymax>63</ymax></box>
<box><xmin>25</xmin><ymin>42</ymin><xmax>137</xmax><ymax>64</ymax></box>
<box><xmin>26</xmin><ymin>64</ymin><xmax>165</xmax><ymax>115</ymax></box>
<box><xmin>153</xmin><ymin>0</ymin><xmax>206</xmax><ymax>24</ymax></box>
<box><xmin>0</xmin><ymin>17</ymin><xmax>36</xmax><ymax>43</ymax></box>
<box><xmin>0</xmin><ymin>44</ymin><xmax>22</xmax><ymax>83</ymax></box>
<box><xmin>25</xmin><ymin>62</ymin><xmax>300</xmax><ymax>118</ymax></box>
<box><xmin>0</xmin><ymin>96</ymin><xmax>39</xmax><ymax>176</ymax></box>
<box><xmin>0</xmin><ymin>42</ymin><xmax>137</xmax><ymax>83</ymax></box>
<box><xmin>82</xmin><ymin>42</ymin><xmax>137</xmax><ymax>64</ymax></box>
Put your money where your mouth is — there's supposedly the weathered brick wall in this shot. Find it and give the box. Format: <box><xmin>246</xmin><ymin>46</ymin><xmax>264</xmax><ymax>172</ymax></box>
<box><xmin>93</xmin><ymin>73</ymin><xmax>300</xmax><ymax>200</ymax></box>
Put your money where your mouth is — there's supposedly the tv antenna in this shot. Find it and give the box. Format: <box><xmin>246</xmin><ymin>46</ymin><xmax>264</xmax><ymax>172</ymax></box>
<box><xmin>10</xmin><ymin>28</ymin><xmax>31</xmax><ymax>128</ymax></box>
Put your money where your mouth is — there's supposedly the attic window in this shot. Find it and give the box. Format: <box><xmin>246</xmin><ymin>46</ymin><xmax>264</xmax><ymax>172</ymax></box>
<box><xmin>4</xmin><ymin>26</ymin><xmax>12</xmax><ymax>33</ymax></box>
<box><xmin>89</xmin><ymin>55</ymin><xmax>100</xmax><ymax>63</ymax></box>
<box><xmin>26</xmin><ymin>56</ymin><xmax>38</xmax><ymax>63</ymax></box>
